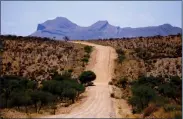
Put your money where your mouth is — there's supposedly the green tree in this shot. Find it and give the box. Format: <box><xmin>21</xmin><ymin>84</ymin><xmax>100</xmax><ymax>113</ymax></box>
<box><xmin>79</xmin><ymin>71</ymin><xmax>96</xmax><ymax>84</ymax></box>
<box><xmin>158</xmin><ymin>83</ymin><xmax>176</xmax><ymax>99</ymax></box>
<box><xmin>128</xmin><ymin>85</ymin><xmax>157</xmax><ymax>113</ymax></box>
<box><xmin>62</xmin><ymin>88</ymin><xmax>77</xmax><ymax>103</ymax></box>
<box><xmin>84</xmin><ymin>46</ymin><xmax>92</xmax><ymax>54</ymax></box>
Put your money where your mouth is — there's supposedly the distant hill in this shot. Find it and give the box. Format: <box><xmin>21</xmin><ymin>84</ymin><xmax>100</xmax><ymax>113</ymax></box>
<box><xmin>30</xmin><ymin>17</ymin><xmax>182</xmax><ymax>40</ymax></box>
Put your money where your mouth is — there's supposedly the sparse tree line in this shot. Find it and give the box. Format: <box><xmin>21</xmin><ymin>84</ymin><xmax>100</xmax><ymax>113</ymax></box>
<box><xmin>0</xmin><ymin>35</ymin><xmax>70</xmax><ymax>42</ymax></box>
<box><xmin>0</xmin><ymin>70</ymin><xmax>96</xmax><ymax>114</ymax></box>
<box><xmin>88</xmin><ymin>34</ymin><xmax>181</xmax><ymax>53</ymax></box>
<box><xmin>88</xmin><ymin>33</ymin><xmax>181</xmax><ymax>42</ymax></box>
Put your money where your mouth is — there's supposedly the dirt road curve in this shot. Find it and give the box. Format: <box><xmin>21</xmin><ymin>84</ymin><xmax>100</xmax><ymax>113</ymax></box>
<box><xmin>45</xmin><ymin>41</ymin><xmax>117</xmax><ymax>118</ymax></box>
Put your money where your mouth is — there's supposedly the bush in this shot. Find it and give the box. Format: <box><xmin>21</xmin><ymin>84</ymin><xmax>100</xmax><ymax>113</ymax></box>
<box><xmin>110</xmin><ymin>93</ymin><xmax>114</xmax><ymax>98</ymax></box>
<box><xmin>62</xmin><ymin>88</ymin><xmax>77</xmax><ymax>103</ymax></box>
<box><xmin>129</xmin><ymin>85</ymin><xmax>157</xmax><ymax>113</ymax></box>
<box><xmin>116</xmin><ymin>49</ymin><xmax>125</xmax><ymax>63</ymax></box>
<box><xmin>163</xmin><ymin>104</ymin><xmax>182</xmax><ymax>112</ymax></box>
<box><xmin>128</xmin><ymin>96</ymin><xmax>142</xmax><ymax>113</ymax></box>
<box><xmin>108</xmin><ymin>81</ymin><xmax>113</xmax><ymax>85</ymax></box>
<box><xmin>84</xmin><ymin>54</ymin><xmax>90</xmax><ymax>59</ymax></box>
<box><xmin>61</xmin><ymin>79</ymin><xmax>85</xmax><ymax>94</ymax></box>
<box><xmin>116</xmin><ymin>78</ymin><xmax>128</xmax><ymax>89</ymax></box>
<box><xmin>128</xmin><ymin>75</ymin><xmax>182</xmax><ymax>114</ymax></box>
<box><xmin>170</xmin><ymin>76</ymin><xmax>181</xmax><ymax>87</ymax></box>
<box><xmin>79</xmin><ymin>71</ymin><xmax>96</xmax><ymax>84</ymax></box>
<box><xmin>27</xmin><ymin>80</ymin><xmax>38</xmax><ymax>90</ymax></box>
<box><xmin>158</xmin><ymin>83</ymin><xmax>176</xmax><ymax>98</ymax></box>
<box><xmin>135</xmin><ymin>48</ymin><xmax>151</xmax><ymax>60</ymax></box>
<box><xmin>84</xmin><ymin>46</ymin><xmax>92</xmax><ymax>54</ymax></box>
<box><xmin>0</xmin><ymin>71</ymin><xmax>86</xmax><ymax>112</ymax></box>
<box><xmin>68</xmin><ymin>69</ymin><xmax>73</xmax><ymax>73</ymax></box>
<box><xmin>116</xmin><ymin>49</ymin><xmax>125</xmax><ymax>55</ymax></box>
<box><xmin>118</xmin><ymin>55</ymin><xmax>125</xmax><ymax>63</ymax></box>
<box><xmin>8</xmin><ymin>91</ymin><xmax>31</xmax><ymax>109</ymax></box>
<box><xmin>0</xmin><ymin>75</ymin><xmax>39</xmax><ymax>109</ymax></box>
<box><xmin>42</xmin><ymin>78</ymin><xmax>85</xmax><ymax>100</ymax></box>
<box><xmin>42</xmin><ymin>80</ymin><xmax>63</xmax><ymax>95</ymax></box>
<box><xmin>30</xmin><ymin>90</ymin><xmax>55</xmax><ymax>112</ymax></box>
<box><xmin>52</xmin><ymin>70</ymin><xmax>72</xmax><ymax>81</ymax></box>
<box><xmin>81</xmin><ymin>57</ymin><xmax>89</xmax><ymax>63</ymax></box>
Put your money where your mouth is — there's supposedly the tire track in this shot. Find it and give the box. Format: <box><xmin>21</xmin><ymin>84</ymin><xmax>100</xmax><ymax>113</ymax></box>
<box><xmin>45</xmin><ymin>41</ymin><xmax>117</xmax><ymax>118</ymax></box>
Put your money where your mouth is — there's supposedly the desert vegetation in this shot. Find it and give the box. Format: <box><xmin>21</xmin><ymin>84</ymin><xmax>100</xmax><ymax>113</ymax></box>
<box><xmin>127</xmin><ymin>75</ymin><xmax>182</xmax><ymax>117</ymax></box>
<box><xmin>79</xmin><ymin>71</ymin><xmax>96</xmax><ymax>85</ymax></box>
<box><xmin>88</xmin><ymin>34</ymin><xmax>182</xmax><ymax>118</ymax></box>
<box><xmin>0</xmin><ymin>35</ymin><xmax>88</xmax><ymax>81</ymax></box>
<box><xmin>0</xmin><ymin>70</ymin><xmax>96</xmax><ymax>117</ymax></box>
<box><xmin>89</xmin><ymin>34</ymin><xmax>182</xmax><ymax>79</ymax></box>
<box><xmin>0</xmin><ymin>35</ymin><xmax>96</xmax><ymax>118</ymax></box>
<box><xmin>81</xmin><ymin>46</ymin><xmax>93</xmax><ymax>65</ymax></box>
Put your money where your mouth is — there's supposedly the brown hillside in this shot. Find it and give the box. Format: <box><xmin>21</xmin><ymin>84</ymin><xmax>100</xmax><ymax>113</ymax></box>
<box><xmin>0</xmin><ymin>35</ymin><xmax>86</xmax><ymax>81</ymax></box>
<box><xmin>88</xmin><ymin>34</ymin><xmax>182</xmax><ymax>80</ymax></box>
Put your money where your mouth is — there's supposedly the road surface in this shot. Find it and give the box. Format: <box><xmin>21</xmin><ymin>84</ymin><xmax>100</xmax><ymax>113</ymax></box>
<box><xmin>45</xmin><ymin>41</ymin><xmax>117</xmax><ymax>118</ymax></box>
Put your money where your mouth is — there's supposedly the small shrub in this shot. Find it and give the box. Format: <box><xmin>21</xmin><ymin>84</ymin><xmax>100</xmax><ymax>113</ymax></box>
<box><xmin>81</xmin><ymin>57</ymin><xmax>89</xmax><ymax>63</ymax></box>
<box><xmin>52</xmin><ymin>71</ymin><xmax>72</xmax><ymax>81</ymax></box>
<box><xmin>79</xmin><ymin>71</ymin><xmax>96</xmax><ymax>84</ymax></box>
<box><xmin>84</xmin><ymin>54</ymin><xmax>90</xmax><ymax>59</ymax></box>
<box><xmin>170</xmin><ymin>76</ymin><xmax>181</xmax><ymax>87</ymax></box>
<box><xmin>110</xmin><ymin>93</ymin><xmax>114</xmax><ymax>98</ymax></box>
<box><xmin>116</xmin><ymin>49</ymin><xmax>125</xmax><ymax>63</ymax></box>
<box><xmin>116</xmin><ymin>49</ymin><xmax>125</xmax><ymax>55</ymax></box>
<box><xmin>84</xmin><ymin>46</ymin><xmax>92</xmax><ymax>54</ymax></box>
<box><xmin>116</xmin><ymin>78</ymin><xmax>128</xmax><ymax>89</ymax></box>
<box><xmin>108</xmin><ymin>81</ymin><xmax>113</xmax><ymax>85</ymax></box>
<box><xmin>163</xmin><ymin>104</ymin><xmax>182</xmax><ymax>112</ymax></box>
<box><xmin>118</xmin><ymin>55</ymin><xmax>125</xmax><ymax>63</ymax></box>
<box><xmin>68</xmin><ymin>69</ymin><xmax>73</xmax><ymax>73</ymax></box>
<box><xmin>135</xmin><ymin>48</ymin><xmax>151</xmax><ymax>60</ymax></box>
<box><xmin>62</xmin><ymin>88</ymin><xmax>77</xmax><ymax>103</ymax></box>
<box><xmin>158</xmin><ymin>83</ymin><xmax>176</xmax><ymax>98</ymax></box>
<box><xmin>129</xmin><ymin>85</ymin><xmax>157</xmax><ymax>113</ymax></box>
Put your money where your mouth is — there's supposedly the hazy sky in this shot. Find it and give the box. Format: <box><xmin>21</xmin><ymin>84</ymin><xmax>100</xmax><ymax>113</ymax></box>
<box><xmin>1</xmin><ymin>1</ymin><xmax>182</xmax><ymax>36</ymax></box>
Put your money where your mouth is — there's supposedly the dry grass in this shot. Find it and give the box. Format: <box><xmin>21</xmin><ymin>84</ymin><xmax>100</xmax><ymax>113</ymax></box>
<box><xmin>143</xmin><ymin>104</ymin><xmax>158</xmax><ymax>118</ymax></box>
<box><xmin>88</xmin><ymin>34</ymin><xmax>182</xmax><ymax>80</ymax></box>
<box><xmin>1</xmin><ymin>36</ymin><xmax>87</xmax><ymax>81</ymax></box>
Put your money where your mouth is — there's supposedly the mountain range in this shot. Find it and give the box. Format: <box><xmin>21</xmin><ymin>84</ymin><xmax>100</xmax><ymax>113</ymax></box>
<box><xmin>30</xmin><ymin>17</ymin><xmax>182</xmax><ymax>40</ymax></box>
